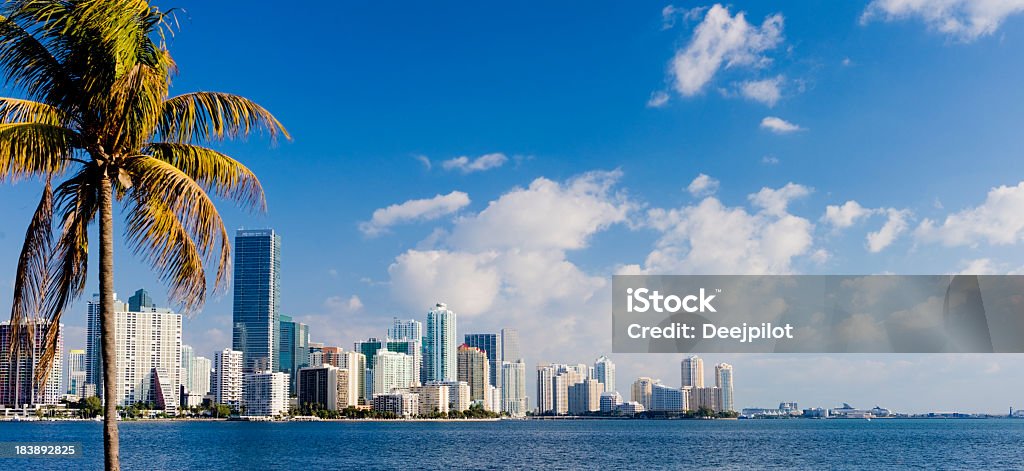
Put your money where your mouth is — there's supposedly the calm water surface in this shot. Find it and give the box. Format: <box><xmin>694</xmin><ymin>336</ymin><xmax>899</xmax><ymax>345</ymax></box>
<box><xmin>1</xmin><ymin>419</ymin><xmax>1022</xmax><ymax>470</ymax></box>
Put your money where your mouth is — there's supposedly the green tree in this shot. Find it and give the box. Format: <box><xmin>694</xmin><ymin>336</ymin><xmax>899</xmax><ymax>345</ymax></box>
<box><xmin>79</xmin><ymin>396</ymin><xmax>103</xmax><ymax>418</ymax></box>
<box><xmin>0</xmin><ymin>3</ymin><xmax>287</xmax><ymax>469</ymax></box>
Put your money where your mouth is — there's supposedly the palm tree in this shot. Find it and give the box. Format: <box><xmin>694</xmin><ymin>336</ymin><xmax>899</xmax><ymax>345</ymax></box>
<box><xmin>0</xmin><ymin>2</ymin><xmax>288</xmax><ymax>470</ymax></box>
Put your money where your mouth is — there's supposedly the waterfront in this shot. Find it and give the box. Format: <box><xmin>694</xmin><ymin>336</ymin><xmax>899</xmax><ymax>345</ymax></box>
<box><xmin>2</xmin><ymin>419</ymin><xmax>1022</xmax><ymax>469</ymax></box>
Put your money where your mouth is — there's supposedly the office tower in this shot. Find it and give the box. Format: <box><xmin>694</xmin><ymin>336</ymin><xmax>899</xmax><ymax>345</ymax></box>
<box><xmin>181</xmin><ymin>345</ymin><xmax>196</xmax><ymax>391</ymax></box>
<box><xmin>372</xmin><ymin>345</ymin><xmax>415</xmax><ymax>397</ymax></box>
<box><xmin>456</xmin><ymin>344</ymin><xmax>490</xmax><ymax>402</ymax></box>
<box><xmin>128</xmin><ymin>288</ymin><xmax>155</xmax><ymax>312</ymax></box>
<box><xmin>599</xmin><ymin>391</ymin><xmax>623</xmax><ymax>412</ymax></box>
<box><xmin>411</xmin><ymin>383</ymin><xmax>449</xmax><ymax>414</ymax></box>
<box><xmin>464</xmin><ymin>333</ymin><xmax>502</xmax><ymax>389</ymax></box>
<box><xmin>243</xmin><ymin>371</ymin><xmax>289</xmax><ymax>417</ymax></box>
<box><xmin>279</xmin><ymin>315</ymin><xmax>309</xmax><ymax>395</ymax></box>
<box><xmin>536</xmin><ymin>364</ymin><xmax>555</xmax><ymax>414</ymax></box>
<box><xmin>0</xmin><ymin>320</ymin><xmax>63</xmax><ymax>406</ymax></box>
<box><xmin>501</xmin><ymin>359</ymin><xmax>527</xmax><ymax>417</ymax></box>
<box><xmin>355</xmin><ymin>338</ymin><xmax>420</xmax><ymax>400</ymax></box>
<box><xmin>232</xmin><ymin>228</ymin><xmax>282</xmax><ymax>373</ymax></box>
<box><xmin>67</xmin><ymin>349</ymin><xmax>86</xmax><ymax>396</ymax></box>
<box><xmin>85</xmin><ymin>294</ymin><xmax>107</xmax><ymax>392</ymax></box>
<box><xmin>681</xmin><ymin>355</ymin><xmax>704</xmax><ymax>388</ymax></box>
<box><xmin>389</xmin><ymin>318</ymin><xmax>423</xmax><ymax>342</ymax></box>
<box><xmin>686</xmin><ymin>386</ymin><xmax>723</xmax><ymax>412</ymax></box>
<box><xmin>88</xmin><ymin>293</ymin><xmax>182</xmax><ymax>414</ymax></box>
<box><xmin>423</xmin><ymin>303</ymin><xmax>457</xmax><ymax>382</ymax></box>
<box><xmin>372</xmin><ymin>392</ymin><xmax>419</xmax><ymax>417</ymax></box>
<box><xmin>568</xmin><ymin>377</ymin><xmax>604</xmax><ymax>415</ymax></box>
<box><xmin>213</xmin><ymin>349</ymin><xmax>243</xmax><ymax>408</ymax></box>
<box><xmin>631</xmin><ymin>377</ymin><xmax>656</xmax><ymax>410</ymax></box>
<box><xmin>500</xmin><ymin>328</ymin><xmax>521</xmax><ymax>362</ymax></box>
<box><xmin>335</xmin><ymin>350</ymin><xmax>365</xmax><ymax>405</ymax></box>
<box><xmin>650</xmin><ymin>384</ymin><xmax>686</xmax><ymax>412</ymax></box>
<box><xmin>593</xmin><ymin>355</ymin><xmax>616</xmax><ymax>393</ymax></box>
<box><xmin>715</xmin><ymin>363</ymin><xmax>735</xmax><ymax>412</ymax></box>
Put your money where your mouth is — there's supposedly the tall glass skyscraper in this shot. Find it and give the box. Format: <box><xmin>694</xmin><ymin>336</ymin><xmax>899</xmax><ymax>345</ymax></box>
<box><xmin>464</xmin><ymin>333</ymin><xmax>501</xmax><ymax>388</ymax></box>
<box><xmin>593</xmin><ymin>355</ymin><xmax>616</xmax><ymax>394</ymax></box>
<box><xmin>232</xmin><ymin>228</ymin><xmax>282</xmax><ymax>373</ymax></box>
<box><xmin>500</xmin><ymin>328</ymin><xmax>521</xmax><ymax>362</ymax></box>
<box><xmin>423</xmin><ymin>303</ymin><xmax>457</xmax><ymax>382</ymax></box>
<box><xmin>279</xmin><ymin>315</ymin><xmax>309</xmax><ymax>395</ymax></box>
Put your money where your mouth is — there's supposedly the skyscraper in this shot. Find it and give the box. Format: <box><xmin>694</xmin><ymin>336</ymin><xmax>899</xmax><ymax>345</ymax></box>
<box><xmin>501</xmin><ymin>359</ymin><xmax>527</xmax><ymax>417</ymax></box>
<box><xmin>500</xmin><ymin>328</ymin><xmax>521</xmax><ymax>362</ymax></box>
<box><xmin>457</xmin><ymin>344</ymin><xmax>490</xmax><ymax>402</ymax></box>
<box><xmin>181</xmin><ymin>345</ymin><xmax>196</xmax><ymax>391</ymax></box>
<box><xmin>213</xmin><ymin>349</ymin><xmax>243</xmax><ymax>408</ymax></box>
<box><xmin>298</xmin><ymin>364</ymin><xmax>354</xmax><ymax>410</ymax></box>
<box><xmin>593</xmin><ymin>355</ymin><xmax>616</xmax><ymax>393</ymax></box>
<box><xmin>423</xmin><ymin>303</ymin><xmax>457</xmax><ymax>382</ymax></box>
<box><xmin>535</xmin><ymin>363</ymin><xmax>583</xmax><ymax>415</ymax></box>
<box><xmin>279</xmin><ymin>315</ymin><xmax>309</xmax><ymax>395</ymax></box>
<box><xmin>232</xmin><ymin>228</ymin><xmax>282</xmax><ymax>373</ymax></box>
<box><xmin>389</xmin><ymin>318</ymin><xmax>423</xmax><ymax>342</ymax></box>
<box><xmin>85</xmin><ymin>293</ymin><xmax>181</xmax><ymax>413</ymax></box>
<box><xmin>0</xmin><ymin>320</ymin><xmax>63</xmax><ymax>407</ymax></box>
<box><xmin>355</xmin><ymin>337</ymin><xmax>421</xmax><ymax>395</ymax></box>
<box><xmin>128</xmin><ymin>288</ymin><xmax>155</xmax><ymax>312</ymax></box>
<box><xmin>67</xmin><ymin>349</ymin><xmax>86</xmax><ymax>396</ymax></box>
<box><xmin>85</xmin><ymin>294</ymin><xmax>103</xmax><ymax>392</ymax></box>
<box><xmin>715</xmin><ymin>363</ymin><xmax>734</xmax><ymax>412</ymax></box>
<box><xmin>372</xmin><ymin>345</ymin><xmax>415</xmax><ymax>397</ymax></box>
<box><xmin>631</xmin><ymin>377</ymin><xmax>656</xmax><ymax>410</ymax></box>
<box><xmin>242</xmin><ymin>370</ymin><xmax>289</xmax><ymax>417</ymax></box>
<box><xmin>681</xmin><ymin>355</ymin><xmax>704</xmax><ymax>388</ymax></box>
<box><xmin>464</xmin><ymin>333</ymin><xmax>502</xmax><ymax>388</ymax></box>
<box><xmin>568</xmin><ymin>377</ymin><xmax>604</xmax><ymax>415</ymax></box>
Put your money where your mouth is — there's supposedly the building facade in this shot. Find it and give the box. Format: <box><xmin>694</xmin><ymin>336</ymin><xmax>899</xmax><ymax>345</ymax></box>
<box><xmin>593</xmin><ymin>355</ymin><xmax>616</xmax><ymax>394</ymax></box>
<box><xmin>372</xmin><ymin>346</ymin><xmax>415</xmax><ymax>397</ymax></box>
<box><xmin>213</xmin><ymin>349</ymin><xmax>243</xmax><ymax>408</ymax></box>
<box><xmin>67</xmin><ymin>348</ymin><xmax>86</xmax><ymax>396</ymax></box>
<box><xmin>631</xmin><ymin>377</ymin><xmax>656</xmax><ymax>410</ymax></box>
<box><xmin>464</xmin><ymin>333</ymin><xmax>502</xmax><ymax>389</ymax></box>
<box><xmin>373</xmin><ymin>392</ymin><xmax>419</xmax><ymax>417</ymax></box>
<box><xmin>456</xmin><ymin>344</ymin><xmax>490</xmax><ymax>402</ymax></box>
<box><xmin>681</xmin><ymin>355</ymin><xmax>704</xmax><ymax>388</ymax></box>
<box><xmin>0</xmin><ymin>320</ymin><xmax>63</xmax><ymax>407</ymax></box>
<box><xmin>232</xmin><ymin>228</ymin><xmax>282</xmax><ymax>373</ymax></box>
<box><xmin>715</xmin><ymin>363</ymin><xmax>734</xmax><ymax>412</ymax></box>
<box><xmin>650</xmin><ymin>384</ymin><xmax>687</xmax><ymax>412</ymax></box>
<box><xmin>568</xmin><ymin>377</ymin><xmax>604</xmax><ymax>415</ymax></box>
<box><xmin>278</xmin><ymin>315</ymin><xmax>309</xmax><ymax>395</ymax></box>
<box><xmin>243</xmin><ymin>371</ymin><xmax>289</xmax><ymax>417</ymax></box>
<box><xmin>501</xmin><ymin>359</ymin><xmax>527</xmax><ymax>417</ymax></box>
<box><xmin>423</xmin><ymin>303</ymin><xmax>457</xmax><ymax>382</ymax></box>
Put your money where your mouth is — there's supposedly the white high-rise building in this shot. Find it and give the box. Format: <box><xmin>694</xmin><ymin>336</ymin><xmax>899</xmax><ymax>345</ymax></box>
<box><xmin>650</xmin><ymin>384</ymin><xmax>687</xmax><ymax>412</ymax></box>
<box><xmin>428</xmin><ymin>380</ymin><xmax>471</xmax><ymax>411</ymax></box>
<box><xmin>681</xmin><ymin>355</ymin><xmax>704</xmax><ymax>388</ymax></box>
<box><xmin>389</xmin><ymin>318</ymin><xmax>423</xmax><ymax>342</ymax></box>
<box><xmin>213</xmin><ymin>349</ymin><xmax>243</xmax><ymax>408</ymax></box>
<box><xmin>593</xmin><ymin>355</ymin><xmax>616</xmax><ymax>394</ymax></box>
<box><xmin>336</xmin><ymin>351</ymin><xmax>364</xmax><ymax>407</ymax></box>
<box><xmin>0</xmin><ymin>320</ymin><xmax>63</xmax><ymax>406</ymax></box>
<box><xmin>599</xmin><ymin>391</ymin><xmax>622</xmax><ymax>412</ymax></box>
<box><xmin>423</xmin><ymin>303</ymin><xmax>457</xmax><ymax>382</ymax></box>
<box><xmin>715</xmin><ymin>363</ymin><xmax>734</xmax><ymax>412</ymax></box>
<box><xmin>568</xmin><ymin>377</ymin><xmax>604</xmax><ymax>415</ymax></box>
<box><xmin>501</xmin><ymin>359</ymin><xmax>527</xmax><ymax>417</ymax></box>
<box><xmin>191</xmin><ymin>356</ymin><xmax>212</xmax><ymax>397</ymax></box>
<box><xmin>631</xmin><ymin>377</ymin><xmax>657</xmax><ymax>410</ymax></box>
<box><xmin>372</xmin><ymin>345</ymin><xmax>415</xmax><ymax>397</ymax></box>
<box><xmin>181</xmin><ymin>345</ymin><xmax>196</xmax><ymax>391</ymax></box>
<box><xmin>536</xmin><ymin>363</ymin><xmax>584</xmax><ymax>415</ymax></box>
<box><xmin>243</xmin><ymin>370</ymin><xmax>288</xmax><ymax>417</ymax></box>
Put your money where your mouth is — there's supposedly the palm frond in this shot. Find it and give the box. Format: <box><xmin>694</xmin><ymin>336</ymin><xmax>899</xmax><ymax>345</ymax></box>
<box><xmin>37</xmin><ymin>169</ymin><xmax>99</xmax><ymax>384</ymax></box>
<box><xmin>0</xmin><ymin>12</ymin><xmax>71</xmax><ymax>104</ymax></box>
<box><xmin>157</xmin><ymin>92</ymin><xmax>290</xmax><ymax>144</ymax></box>
<box><xmin>145</xmin><ymin>142</ymin><xmax>266</xmax><ymax>211</ymax></box>
<box><xmin>0</xmin><ymin>97</ymin><xmax>67</xmax><ymax>126</ymax></box>
<box><xmin>6</xmin><ymin>179</ymin><xmax>52</xmax><ymax>361</ymax></box>
<box><xmin>124</xmin><ymin>156</ymin><xmax>230</xmax><ymax>310</ymax></box>
<box><xmin>102</xmin><ymin>57</ymin><xmax>172</xmax><ymax>154</ymax></box>
<box><xmin>0</xmin><ymin>122</ymin><xmax>79</xmax><ymax>181</ymax></box>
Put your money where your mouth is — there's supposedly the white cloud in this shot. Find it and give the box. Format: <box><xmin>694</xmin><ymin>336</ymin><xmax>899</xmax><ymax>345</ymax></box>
<box><xmin>748</xmin><ymin>182</ymin><xmax>812</xmax><ymax>216</ymax></box>
<box><xmin>414</xmin><ymin>154</ymin><xmax>431</xmax><ymax>169</ymax></box>
<box><xmin>687</xmin><ymin>173</ymin><xmax>720</xmax><ymax>196</ymax></box>
<box><xmin>441</xmin><ymin>153</ymin><xmax>509</xmax><ymax>173</ymax></box>
<box><xmin>760</xmin><ymin>116</ymin><xmax>803</xmax><ymax>134</ymax></box>
<box><xmin>823</xmin><ymin>200</ymin><xmax>876</xmax><ymax>229</ymax></box>
<box><xmin>861</xmin><ymin>0</ymin><xmax>1024</xmax><ymax>41</ymax></box>
<box><xmin>326</xmin><ymin>294</ymin><xmax>364</xmax><ymax>312</ymax></box>
<box><xmin>646</xmin><ymin>90</ymin><xmax>670</xmax><ymax>108</ymax></box>
<box><xmin>867</xmin><ymin>208</ymin><xmax>911</xmax><ymax>252</ymax></box>
<box><xmin>956</xmin><ymin>258</ymin><xmax>1024</xmax><ymax>275</ymax></box>
<box><xmin>915</xmin><ymin>181</ymin><xmax>1024</xmax><ymax>247</ymax></box>
<box><xmin>359</xmin><ymin>191</ymin><xmax>471</xmax><ymax>237</ymax></box>
<box><xmin>669</xmin><ymin>4</ymin><xmax>784</xmax><ymax>96</ymax></box>
<box><xmin>739</xmin><ymin>75</ymin><xmax>784</xmax><ymax>106</ymax></box>
<box><xmin>449</xmin><ymin>170</ymin><xmax>632</xmax><ymax>251</ymax></box>
<box><xmin>841</xmin><ymin>57</ymin><xmax>854</xmax><ymax>67</ymax></box>
<box><xmin>662</xmin><ymin>5</ymin><xmax>707</xmax><ymax>30</ymax></box>
<box><xmin>761</xmin><ymin>155</ymin><xmax>780</xmax><ymax>165</ymax></box>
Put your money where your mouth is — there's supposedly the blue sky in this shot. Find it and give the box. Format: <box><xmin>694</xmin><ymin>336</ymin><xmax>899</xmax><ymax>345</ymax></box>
<box><xmin>4</xmin><ymin>1</ymin><xmax>1024</xmax><ymax>413</ymax></box>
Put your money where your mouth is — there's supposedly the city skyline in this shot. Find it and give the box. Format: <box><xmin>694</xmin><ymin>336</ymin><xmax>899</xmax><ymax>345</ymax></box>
<box><xmin>5</xmin><ymin>1</ymin><xmax>1024</xmax><ymax>414</ymax></box>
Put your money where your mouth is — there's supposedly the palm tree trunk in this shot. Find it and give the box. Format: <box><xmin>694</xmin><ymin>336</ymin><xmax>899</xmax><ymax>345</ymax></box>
<box><xmin>99</xmin><ymin>176</ymin><xmax>120</xmax><ymax>471</ymax></box>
